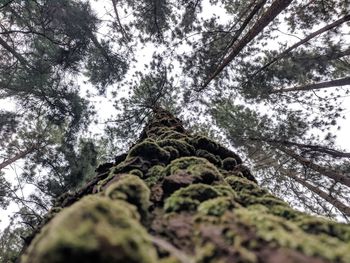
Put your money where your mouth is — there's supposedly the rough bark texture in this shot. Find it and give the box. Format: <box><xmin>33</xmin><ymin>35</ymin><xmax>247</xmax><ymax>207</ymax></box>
<box><xmin>20</xmin><ymin>108</ymin><xmax>350</xmax><ymax>263</ymax></box>
<box><xmin>271</xmin><ymin>76</ymin><xmax>350</xmax><ymax>93</ymax></box>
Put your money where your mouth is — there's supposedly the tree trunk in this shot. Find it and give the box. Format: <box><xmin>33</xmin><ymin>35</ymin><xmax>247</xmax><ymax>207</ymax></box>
<box><xmin>20</xmin><ymin>108</ymin><xmax>350</xmax><ymax>263</ymax></box>
<box><xmin>270</xmin><ymin>76</ymin><xmax>350</xmax><ymax>93</ymax></box>
<box><xmin>0</xmin><ymin>145</ymin><xmax>37</xmax><ymax>171</ymax></box>
<box><xmin>249</xmin><ymin>137</ymin><xmax>350</xmax><ymax>159</ymax></box>
<box><xmin>0</xmin><ymin>35</ymin><xmax>29</xmax><ymax>67</ymax></box>
<box><xmin>286</xmin><ymin>172</ymin><xmax>350</xmax><ymax>217</ymax></box>
<box><xmin>275</xmin><ymin>145</ymin><xmax>350</xmax><ymax>188</ymax></box>
<box><xmin>202</xmin><ymin>0</ymin><xmax>293</xmax><ymax>88</ymax></box>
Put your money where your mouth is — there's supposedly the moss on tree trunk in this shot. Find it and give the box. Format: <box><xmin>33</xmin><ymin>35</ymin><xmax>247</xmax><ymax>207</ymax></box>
<box><xmin>20</xmin><ymin>108</ymin><xmax>350</xmax><ymax>263</ymax></box>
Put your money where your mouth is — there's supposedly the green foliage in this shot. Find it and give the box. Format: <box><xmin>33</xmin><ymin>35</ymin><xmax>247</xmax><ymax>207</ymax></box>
<box><xmin>211</xmin><ymin>98</ymin><xmax>350</xmax><ymax>220</ymax></box>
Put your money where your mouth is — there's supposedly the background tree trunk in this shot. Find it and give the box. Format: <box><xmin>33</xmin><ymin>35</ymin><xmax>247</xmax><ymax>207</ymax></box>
<box><xmin>20</xmin><ymin>108</ymin><xmax>350</xmax><ymax>263</ymax></box>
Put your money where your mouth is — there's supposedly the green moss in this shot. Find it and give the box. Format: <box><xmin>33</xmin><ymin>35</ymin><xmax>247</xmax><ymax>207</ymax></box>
<box><xmin>268</xmin><ymin>205</ymin><xmax>303</xmax><ymax>220</ymax></box>
<box><xmin>213</xmin><ymin>185</ymin><xmax>237</xmax><ymax>198</ymax></box>
<box><xmin>159</xmin><ymin>256</ymin><xmax>182</xmax><ymax>263</ymax></box>
<box><xmin>255</xmin><ymin>196</ymin><xmax>288</xmax><ymax>207</ymax></box>
<box><xmin>242</xmin><ymin>187</ymin><xmax>269</xmax><ymax>197</ymax></box>
<box><xmin>127</xmin><ymin>140</ymin><xmax>170</xmax><ymax>164</ymax></box>
<box><xmin>144</xmin><ymin>165</ymin><xmax>165</xmax><ymax>186</ymax></box>
<box><xmin>225</xmin><ymin>176</ymin><xmax>258</xmax><ymax>192</ymax></box>
<box><xmin>194</xmin><ymin>243</ymin><xmax>227</xmax><ymax>263</ymax></box>
<box><xmin>146</xmin><ymin>126</ymin><xmax>171</xmax><ymax>138</ymax></box>
<box><xmin>104</xmin><ymin>156</ymin><xmax>152</xmax><ymax>180</ymax></box>
<box><xmin>94</xmin><ymin>166</ymin><xmax>118</xmax><ymax>192</ymax></box>
<box><xmin>21</xmin><ymin>196</ymin><xmax>158</xmax><ymax>263</ymax></box>
<box><xmin>105</xmin><ymin>174</ymin><xmax>151</xmax><ymax>217</ymax></box>
<box><xmin>147</xmin><ymin>126</ymin><xmax>186</xmax><ymax>140</ymax></box>
<box><xmin>296</xmin><ymin>217</ymin><xmax>350</xmax><ymax>242</ymax></box>
<box><xmin>198</xmin><ymin>197</ymin><xmax>241</xmax><ymax>216</ymax></box>
<box><xmin>159</xmin><ymin>130</ymin><xmax>187</xmax><ymax>140</ymax></box>
<box><xmin>164</xmin><ymin>157</ymin><xmax>222</xmax><ymax>184</ymax></box>
<box><xmin>164</xmin><ymin>197</ymin><xmax>200</xmax><ymax>213</ymax></box>
<box><xmin>162</xmin><ymin>146</ymin><xmax>179</xmax><ymax>160</ymax></box>
<box><xmin>196</xmin><ymin>149</ymin><xmax>222</xmax><ymax>166</ymax></box>
<box><xmin>158</xmin><ymin>139</ymin><xmax>195</xmax><ymax>157</ymax></box>
<box><xmin>96</xmin><ymin>157</ymin><xmax>151</xmax><ymax>192</ymax></box>
<box><xmin>250</xmin><ymin>204</ymin><xmax>303</xmax><ymax>220</ymax></box>
<box><xmin>188</xmin><ymin>135</ymin><xmax>219</xmax><ymax>151</ymax></box>
<box><xmin>235</xmin><ymin>208</ymin><xmax>350</xmax><ymax>262</ymax></box>
<box><xmin>188</xmin><ymin>136</ymin><xmax>242</xmax><ymax>164</ymax></box>
<box><xmin>222</xmin><ymin>157</ymin><xmax>237</xmax><ymax>170</ymax></box>
<box><xmin>235</xmin><ymin>192</ymin><xmax>287</xmax><ymax>207</ymax></box>
<box><xmin>129</xmin><ymin>169</ymin><xmax>143</xmax><ymax>177</ymax></box>
<box><xmin>164</xmin><ymin>184</ymin><xmax>224</xmax><ymax>213</ymax></box>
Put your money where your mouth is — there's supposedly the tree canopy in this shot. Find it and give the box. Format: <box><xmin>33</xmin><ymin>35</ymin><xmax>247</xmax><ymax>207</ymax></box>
<box><xmin>0</xmin><ymin>0</ymin><xmax>349</xmax><ymax>260</ymax></box>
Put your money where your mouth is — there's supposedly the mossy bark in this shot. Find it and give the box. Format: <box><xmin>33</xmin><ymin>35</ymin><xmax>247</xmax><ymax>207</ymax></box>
<box><xmin>21</xmin><ymin>108</ymin><xmax>350</xmax><ymax>263</ymax></box>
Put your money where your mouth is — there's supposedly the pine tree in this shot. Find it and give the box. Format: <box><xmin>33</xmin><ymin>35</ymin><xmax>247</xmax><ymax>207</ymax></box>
<box><xmin>20</xmin><ymin>108</ymin><xmax>350</xmax><ymax>263</ymax></box>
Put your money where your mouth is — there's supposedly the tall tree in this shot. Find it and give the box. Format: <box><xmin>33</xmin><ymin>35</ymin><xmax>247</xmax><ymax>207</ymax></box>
<box><xmin>211</xmin><ymin>100</ymin><xmax>350</xmax><ymax>220</ymax></box>
<box><xmin>1</xmin><ymin>0</ymin><xmax>350</xmax><ymax>260</ymax></box>
<box><xmin>19</xmin><ymin>108</ymin><xmax>350</xmax><ymax>262</ymax></box>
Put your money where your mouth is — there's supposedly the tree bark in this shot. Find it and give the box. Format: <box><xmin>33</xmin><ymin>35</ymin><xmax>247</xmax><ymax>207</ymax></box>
<box><xmin>249</xmin><ymin>137</ymin><xmax>350</xmax><ymax>159</ymax></box>
<box><xmin>0</xmin><ymin>145</ymin><xmax>37</xmax><ymax>171</ymax></box>
<box><xmin>111</xmin><ymin>0</ymin><xmax>131</xmax><ymax>42</ymax></box>
<box><xmin>275</xmin><ymin>145</ymin><xmax>350</xmax><ymax>188</ymax></box>
<box><xmin>271</xmin><ymin>76</ymin><xmax>350</xmax><ymax>93</ymax></box>
<box><xmin>286</xmin><ymin>172</ymin><xmax>350</xmax><ymax>217</ymax></box>
<box><xmin>20</xmin><ymin>108</ymin><xmax>350</xmax><ymax>263</ymax></box>
<box><xmin>0</xmin><ymin>35</ymin><xmax>29</xmax><ymax>67</ymax></box>
<box><xmin>202</xmin><ymin>0</ymin><xmax>293</xmax><ymax>88</ymax></box>
<box><xmin>246</xmin><ymin>144</ymin><xmax>350</xmax><ymax>216</ymax></box>
<box><xmin>209</xmin><ymin>0</ymin><xmax>267</xmax><ymax>80</ymax></box>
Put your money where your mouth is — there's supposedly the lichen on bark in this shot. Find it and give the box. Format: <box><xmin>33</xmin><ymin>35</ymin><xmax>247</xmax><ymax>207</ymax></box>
<box><xmin>21</xmin><ymin>108</ymin><xmax>350</xmax><ymax>263</ymax></box>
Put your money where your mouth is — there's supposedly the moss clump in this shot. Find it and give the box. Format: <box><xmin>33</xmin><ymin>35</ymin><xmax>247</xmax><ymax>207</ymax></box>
<box><xmin>158</xmin><ymin>139</ymin><xmax>195</xmax><ymax>157</ymax></box>
<box><xmin>225</xmin><ymin>176</ymin><xmax>258</xmax><ymax>192</ymax></box>
<box><xmin>235</xmin><ymin>208</ymin><xmax>350</xmax><ymax>262</ymax></box>
<box><xmin>188</xmin><ymin>136</ymin><xmax>242</xmax><ymax>164</ymax></box>
<box><xmin>21</xmin><ymin>196</ymin><xmax>158</xmax><ymax>263</ymax></box>
<box><xmin>222</xmin><ymin>157</ymin><xmax>237</xmax><ymax>171</ymax></box>
<box><xmin>259</xmin><ymin>204</ymin><xmax>303</xmax><ymax>220</ymax></box>
<box><xmin>147</xmin><ymin>126</ymin><xmax>186</xmax><ymax>140</ymax></box>
<box><xmin>159</xmin><ymin>256</ymin><xmax>182</xmax><ymax>263</ymax></box>
<box><xmin>105</xmin><ymin>174</ymin><xmax>151</xmax><ymax>217</ymax></box>
<box><xmin>115</xmin><ymin>156</ymin><xmax>152</xmax><ymax>175</ymax></box>
<box><xmin>164</xmin><ymin>197</ymin><xmax>200</xmax><ymax>213</ymax></box>
<box><xmin>127</xmin><ymin>140</ymin><xmax>170</xmax><ymax>164</ymax></box>
<box><xmin>164</xmin><ymin>184</ymin><xmax>225</xmax><ymax>213</ymax></box>
<box><xmin>213</xmin><ymin>185</ymin><xmax>237</xmax><ymax>198</ymax></box>
<box><xmin>162</xmin><ymin>146</ymin><xmax>179</xmax><ymax>160</ymax></box>
<box><xmin>235</xmin><ymin>192</ymin><xmax>287</xmax><ymax>207</ymax></box>
<box><xmin>198</xmin><ymin>197</ymin><xmax>241</xmax><ymax>217</ymax></box>
<box><xmin>196</xmin><ymin>149</ymin><xmax>222</xmax><ymax>166</ymax></box>
<box><xmin>144</xmin><ymin>165</ymin><xmax>165</xmax><ymax>186</ymax></box>
<box><xmin>94</xmin><ymin>166</ymin><xmax>118</xmax><ymax>192</ymax></box>
<box><xmin>129</xmin><ymin>169</ymin><xmax>143</xmax><ymax>177</ymax></box>
<box><xmin>296</xmin><ymin>217</ymin><xmax>350</xmax><ymax>242</ymax></box>
<box><xmin>164</xmin><ymin>157</ymin><xmax>222</xmax><ymax>184</ymax></box>
<box><xmin>159</xmin><ymin>130</ymin><xmax>187</xmax><ymax>140</ymax></box>
<box><xmin>243</xmin><ymin>187</ymin><xmax>269</xmax><ymax>197</ymax></box>
<box><xmin>254</xmin><ymin>196</ymin><xmax>288</xmax><ymax>207</ymax></box>
<box><xmin>96</xmin><ymin>157</ymin><xmax>151</xmax><ymax>191</ymax></box>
